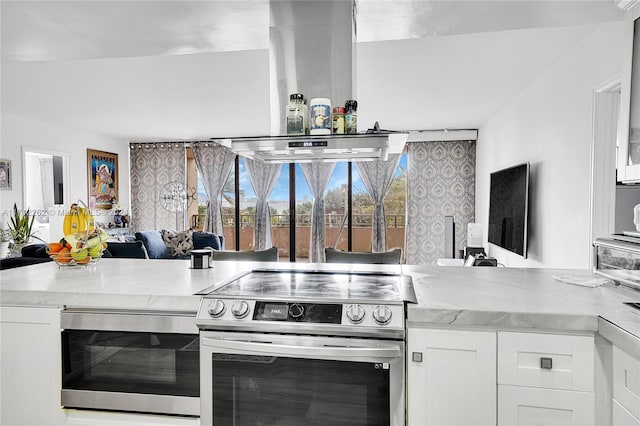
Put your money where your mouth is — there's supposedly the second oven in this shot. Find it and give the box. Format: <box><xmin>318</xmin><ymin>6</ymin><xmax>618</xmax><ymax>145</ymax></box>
<box><xmin>61</xmin><ymin>309</ymin><xmax>200</xmax><ymax>416</ymax></box>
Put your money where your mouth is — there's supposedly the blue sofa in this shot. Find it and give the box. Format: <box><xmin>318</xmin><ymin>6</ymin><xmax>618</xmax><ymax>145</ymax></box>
<box><xmin>105</xmin><ymin>230</ymin><xmax>224</xmax><ymax>259</ymax></box>
<box><xmin>0</xmin><ymin>244</ymin><xmax>53</xmax><ymax>270</ymax></box>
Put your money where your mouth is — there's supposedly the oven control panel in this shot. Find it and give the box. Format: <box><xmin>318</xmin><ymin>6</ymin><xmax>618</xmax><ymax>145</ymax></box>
<box><xmin>197</xmin><ymin>298</ymin><xmax>404</xmax><ymax>330</ymax></box>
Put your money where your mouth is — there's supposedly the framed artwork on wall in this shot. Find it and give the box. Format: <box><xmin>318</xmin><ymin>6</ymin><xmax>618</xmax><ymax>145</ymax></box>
<box><xmin>0</xmin><ymin>159</ymin><xmax>11</xmax><ymax>190</ymax></box>
<box><xmin>87</xmin><ymin>149</ymin><xmax>118</xmax><ymax>210</ymax></box>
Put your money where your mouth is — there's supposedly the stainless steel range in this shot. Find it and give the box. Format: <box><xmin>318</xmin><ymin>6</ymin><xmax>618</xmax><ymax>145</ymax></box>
<box><xmin>195</xmin><ymin>269</ymin><xmax>416</xmax><ymax>426</ymax></box>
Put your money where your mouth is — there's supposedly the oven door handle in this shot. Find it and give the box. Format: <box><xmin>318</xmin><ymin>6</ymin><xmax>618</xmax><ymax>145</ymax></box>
<box><xmin>202</xmin><ymin>336</ymin><xmax>401</xmax><ymax>359</ymax></box>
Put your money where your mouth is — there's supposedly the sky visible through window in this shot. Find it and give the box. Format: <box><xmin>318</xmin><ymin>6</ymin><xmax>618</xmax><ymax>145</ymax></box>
<box><xmin>198</xmin><ymin>156</ymin><xmax>407</xmax><ymax>209</ymax></box>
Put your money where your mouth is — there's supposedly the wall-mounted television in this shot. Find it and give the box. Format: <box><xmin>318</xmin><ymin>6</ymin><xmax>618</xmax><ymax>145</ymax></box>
<box><xmin>488</xmin><ymin>162</ymin><xmax>530</xmax><ymax>258</ymax></box>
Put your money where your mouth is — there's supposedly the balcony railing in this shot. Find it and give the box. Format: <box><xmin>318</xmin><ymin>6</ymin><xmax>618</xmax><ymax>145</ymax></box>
<box><xmin>191</xmin><ymin>213</ymin><xmax>406</xmax><ymax>230</ymax></box>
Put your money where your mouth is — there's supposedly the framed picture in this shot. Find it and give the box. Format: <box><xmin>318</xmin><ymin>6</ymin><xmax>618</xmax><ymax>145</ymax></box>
<box><xmin>0</xmin><ymin>159</ymin><xmax>11</xmax><ymax>190</ymax></box>
<box><xmin>87</xmin><ymin>149</ymin><xmax>118</xmax><ymax>210</ymax></box>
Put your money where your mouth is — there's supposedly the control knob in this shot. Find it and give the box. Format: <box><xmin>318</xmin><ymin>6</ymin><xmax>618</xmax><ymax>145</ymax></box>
<box><xmin>231</xmin><ymin>301</ymin><xmax>250</xmax><ymax>319</ymax></box>
<box><xmin>288</xmin><ymin>303</ymin><xmax>305</xmax><ymax>319</ymax></box>
<box><xmin>207</xmin><ymin>299</ymin><xmax>226</xmax><ymax>318</ymax></box>
<box><xmin>372</xmin><ymin>305</ymin><xmax>392</xmax><ymax>325</ymax></box>
<box><xmin>346</xmin><ymin>304</ymin><xmax>365</xmax><ymax>324</ymax></box>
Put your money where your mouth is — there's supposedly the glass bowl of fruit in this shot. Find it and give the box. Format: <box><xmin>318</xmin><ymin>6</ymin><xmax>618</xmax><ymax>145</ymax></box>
<box><xmin>48</xmin><ymin>228</ymin><xmax>108</xmax><ymax>267</ymax></box>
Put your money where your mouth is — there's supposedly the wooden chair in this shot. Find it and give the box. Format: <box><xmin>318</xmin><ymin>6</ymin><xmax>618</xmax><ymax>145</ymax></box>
<box><xmin>324</xmin><ymin>247</ymin><xmax>402</xmax><ymax>264</ymax></box>
<box><xmin>212</xmin><ymin>247</ymin><xmax>278</xmax><ymax>262</ymax></box>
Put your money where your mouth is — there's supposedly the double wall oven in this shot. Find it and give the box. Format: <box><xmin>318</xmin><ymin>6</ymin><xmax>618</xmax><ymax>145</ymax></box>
<box><xmin>196</xmin><ymin>269</ymin><xmax>415</xmax><ymax>426</ymax></box>
<box><xmin>60</xmin><ymin>308</ymin><xmax>200</xmax><ymax>416</ymax></box>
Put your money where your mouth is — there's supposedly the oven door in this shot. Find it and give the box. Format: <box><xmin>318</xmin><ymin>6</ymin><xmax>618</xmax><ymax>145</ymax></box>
<box><xmin>61</xmin><ymin>309</ymin><xmax>200</xmax><ymax>416</ymax></box>
<box><xmin>200</xmin><ymin>331</ymin><xmax>405</xmax><ymax>426</ymax></box>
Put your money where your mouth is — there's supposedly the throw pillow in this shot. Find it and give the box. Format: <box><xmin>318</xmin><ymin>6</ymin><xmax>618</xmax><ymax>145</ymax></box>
<box><xmin>135</xmin><ymin>230</ymin><xmax>169</xmax><ymax>259</ymax></box>
<box><xmin>162</xmin><ymin>230</ymin><xmax>193</xmax><ymax>257</ymax></box>
<box><xmin>192</xmin><ymin>231</ymin><xmax>222</xmax><ymax>251</ymax></box>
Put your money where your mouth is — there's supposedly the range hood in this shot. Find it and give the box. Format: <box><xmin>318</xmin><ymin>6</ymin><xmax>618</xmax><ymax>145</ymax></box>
<box><xmin>211</xmin><ymin>132</ymin><xmax>408</xmax><ymax>163</ymax></box>
<box><xmin>210</xmin><ymin>0</ymin><xmax>406</xmax><ymax>163</ymax></box>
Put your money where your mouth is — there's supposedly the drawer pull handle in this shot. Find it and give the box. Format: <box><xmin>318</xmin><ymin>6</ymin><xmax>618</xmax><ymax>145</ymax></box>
<box><xmin>540</xmin><ymin>357</ymin><xmax>553</xmax><ymax>369</ymax></box>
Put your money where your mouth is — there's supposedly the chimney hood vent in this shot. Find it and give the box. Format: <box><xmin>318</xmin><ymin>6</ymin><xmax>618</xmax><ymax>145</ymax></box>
<box><xmin>211</xmin><ymin>132</ymin><xmax>407</xmax><ymax>163</ymax></box>
<box><xmin>208</xmin><ymin>1</ymin><xmax>406</xmax><ymax>163</ymax></box>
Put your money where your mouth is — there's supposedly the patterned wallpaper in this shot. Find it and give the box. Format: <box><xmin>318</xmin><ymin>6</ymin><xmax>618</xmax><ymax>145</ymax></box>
<box><xmin>130</xmin><ymin>143</ymin><xmax>187</xmax><ymax>232</ymax></box>
<box><xmin>405</xmin><ymin>140</ymin><xmax>476</xmax><ymax>265</ymax></box>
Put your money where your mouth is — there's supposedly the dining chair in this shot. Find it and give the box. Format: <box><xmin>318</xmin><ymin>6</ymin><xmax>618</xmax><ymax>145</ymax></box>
<box><xmin>324</xmin><ymin>247</ymin><xmax>402</xmax><ymax>264</ymax></box>
<box><xmin>212</xmin><ymin>247</ymin><xmax>279</xmax><ymax>262</ymax></box>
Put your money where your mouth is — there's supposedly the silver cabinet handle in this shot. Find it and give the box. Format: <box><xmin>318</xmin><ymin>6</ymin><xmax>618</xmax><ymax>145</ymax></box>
<box><xmin>202</xmin><ymin>336</ymin><xmax>401</xmax><ymax>359</ymax></box>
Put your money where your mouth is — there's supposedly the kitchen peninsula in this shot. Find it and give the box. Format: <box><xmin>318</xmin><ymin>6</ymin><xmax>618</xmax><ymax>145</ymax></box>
<box><xmin>1</xmin><ymin>259</ymin><xmax>639</xmax><ymax>425</ymax></box>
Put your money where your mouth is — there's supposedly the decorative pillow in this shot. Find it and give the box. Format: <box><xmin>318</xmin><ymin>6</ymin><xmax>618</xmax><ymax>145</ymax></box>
<box><xmin>192</xmin><ymin>231</ymin><xmax>222</xmax><ymax>251</ymax></box>
<box><xmin>162</xmin><ymin>230</ymin><xmax>193</xmax><ymax>257</ymax></box>
<box><xmin>135</xmin><ymin>230</ymin><xmax>169</xmax><ymax>259</ymax></box>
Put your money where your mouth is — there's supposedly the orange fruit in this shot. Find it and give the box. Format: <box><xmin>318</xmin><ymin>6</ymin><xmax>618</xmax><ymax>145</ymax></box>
<box><xmin>47</xmin><ymin>243</ymin><xmax>63</xmax><ymax>254</ymax></box>
<box><xmin>55</xmin><ymin>248</ymin><xmax>73</xmax><ymax>264</ymax></box>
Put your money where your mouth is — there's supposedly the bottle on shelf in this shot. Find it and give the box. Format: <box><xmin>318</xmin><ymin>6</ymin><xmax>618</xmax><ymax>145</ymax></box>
<box><xmin>345</xmin><ymin>99</ymin><xmax>358</xmax><ymax>134</ymax></box>
<box><xmin>286</xmin><ymin>93</ymin><xmax>307</xmax><ymax>135</ymax></box>
<box><xmin>332</xmin><ymin>107</ymin><xmax>345</xmax><ymax>134</ymax></box>
<box><xmin>309</xmin><ymin>98</ymin><xmax>332</xmax><ymax>135</ymax></box>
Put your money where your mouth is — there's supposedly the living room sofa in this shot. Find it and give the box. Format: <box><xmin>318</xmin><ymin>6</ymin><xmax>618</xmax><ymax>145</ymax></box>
<box><xmin>106</xmin><ymin>230</ymin><xmax>224</xmax><ymax>259</ymax></box>
<box><xmin>0</xmin><ymin>244</ymin><xmax>53</xmax><ymax>270</ymax></box>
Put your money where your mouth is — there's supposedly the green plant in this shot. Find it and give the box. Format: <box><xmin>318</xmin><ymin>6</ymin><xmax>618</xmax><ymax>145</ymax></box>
<box><xmin>7</xmin><ymin>203</ymin><xmax>43</xmax><ymax>245</ymax></box>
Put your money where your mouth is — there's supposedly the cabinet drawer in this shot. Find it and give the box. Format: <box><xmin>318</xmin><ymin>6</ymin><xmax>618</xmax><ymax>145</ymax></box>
<box><xmin>498</xmin><ymin>385</ymin><xmax>594</xmax><ymax>426</ymax></box>
<box><xmin>498</xmin><ymin>331</ymin><xmax>594</xmax><ymax>391</ymax></box>
<box><xmin>614</xmin><ymin>345</ymin><xmax>640</xmax><ymax>420</ymax></box>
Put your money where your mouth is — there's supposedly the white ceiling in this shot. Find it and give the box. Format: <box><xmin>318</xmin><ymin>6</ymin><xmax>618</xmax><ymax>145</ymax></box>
<box><xmin>0</xmin><ymin>0</ymin><xmax>625</xmax><ymax>141</ymax></box>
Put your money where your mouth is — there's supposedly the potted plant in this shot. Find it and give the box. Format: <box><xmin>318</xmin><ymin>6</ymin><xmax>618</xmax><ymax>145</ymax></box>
<box><xmin>5</xmin><ymin>203</ymin><xmax>43</xmax><ymax>257</ymax></box>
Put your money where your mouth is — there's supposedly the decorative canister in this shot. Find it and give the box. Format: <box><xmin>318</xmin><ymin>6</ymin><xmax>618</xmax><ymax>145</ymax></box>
<box><xmin>332</xmin><ymin>107</ymin><xmax>345</xmax><ymax>134</ymax></box>
<box><xmin>286</xmin><ymin>93</ymin><xmax>307</xmax><ymax>135</ymax></box>
<box><xmin>191</xmin><ymin>249</ymin><xmax>212</xmax><ymax>269</ymax></box>
<box><xmin>309</xmin><ymin>98</ymin><xmax>332</xmax><ymax>135</ymax></box>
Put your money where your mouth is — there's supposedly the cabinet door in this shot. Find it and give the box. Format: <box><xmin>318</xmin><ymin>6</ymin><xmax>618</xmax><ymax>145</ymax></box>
<box><xmin>613</xmin><ymin>345</ymin><xmax>640</xmax><ymax>420</ymax></box>
<box><xmin>614</xmin><ymin>399</ymin><xmax>640</xmax><ymax>426</ymax></box>
<box><xmin>407</xmin><ymin>328</ymin><xmax>496</xmax><ymax>426</ymax></box>
<box><xmin>0</xmin><ymin>306</ymin><xmax>63</xmax><ymax>425</ymax></box>
<box><xmin>498</xmin><ymin>385</ymin><xmax>595</xmax><ymax>426</ymax></box>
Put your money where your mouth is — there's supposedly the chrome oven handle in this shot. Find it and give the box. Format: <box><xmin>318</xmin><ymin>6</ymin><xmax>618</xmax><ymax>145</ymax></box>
<box><xmin>202</xmin><ymin>336</ymin><xmax>402</xmax><ymax>359</ymax></box>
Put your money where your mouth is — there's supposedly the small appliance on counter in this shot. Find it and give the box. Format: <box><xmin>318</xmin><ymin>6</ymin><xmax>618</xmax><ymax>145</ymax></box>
<box><xmin>594</xmin><ymin>237</ymin><xmax>640</xmax><ymax>290</ymax></box>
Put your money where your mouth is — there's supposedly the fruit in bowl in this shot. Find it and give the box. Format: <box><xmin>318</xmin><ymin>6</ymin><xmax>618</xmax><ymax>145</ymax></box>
<box><xmin>48</xmin><ymin>228</ymin><xmax>108</xmax><ymax>267</ymax></box>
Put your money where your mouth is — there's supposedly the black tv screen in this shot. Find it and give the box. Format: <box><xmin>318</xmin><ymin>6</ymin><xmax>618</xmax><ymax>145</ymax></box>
<box><xmin>488</xmin><ymin>163</ymin><xmax>530</xmax><ymax>258</ymax></box>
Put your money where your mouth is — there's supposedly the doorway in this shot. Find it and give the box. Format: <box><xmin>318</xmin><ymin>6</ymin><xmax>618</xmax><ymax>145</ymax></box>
<box><xmin>22</xmin><ymin>146</ymin><xmax>70</xmax><ymax>243</ymax></box>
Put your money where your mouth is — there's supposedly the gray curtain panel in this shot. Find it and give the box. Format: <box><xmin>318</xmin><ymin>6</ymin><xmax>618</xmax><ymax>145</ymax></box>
<box><xmin>405</xmin><ymin>140</ymin><xmax>476</xmax><ymax>265</ymax></box>
<box><xmin>300</xmin><ymin>162</ymin><xmax>336</xmax><ymax>263</ymax></box>
<box><xmin>355</xmin><ymin>154</ymin><xmax>401</xmax><ymax>252</ymax></box>
<box><xmin>130</xmin><ymin>143</ymin><xmax>187</xmax><ymax>232</ymax></box>
<box><xmin>38</xmin><ymin>157</ymin><xmax>53</xmax><ymax>223</ymax></box>
<box><xmin>245</xmin><ymin>159</ymin><xmax>281</xmax><ymax>250</ymax></box>
<box><xmin>192</xmin><ymin>142</ymin><xmax>235</xmax><ymax>235</ymax></box>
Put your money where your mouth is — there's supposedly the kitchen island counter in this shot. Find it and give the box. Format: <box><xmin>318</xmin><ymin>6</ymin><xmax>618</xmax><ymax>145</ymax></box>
<box><xmin>1</xmin><ymin>259</ymin><xmax>638</xmax><ymax>349</ymax></box>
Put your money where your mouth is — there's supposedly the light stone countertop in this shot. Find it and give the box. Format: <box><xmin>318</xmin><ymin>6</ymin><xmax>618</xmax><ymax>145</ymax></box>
<box><xmin>1</xmin><ymin>259</ymin><xmax>638</xmax><ymax>352</ymax></box>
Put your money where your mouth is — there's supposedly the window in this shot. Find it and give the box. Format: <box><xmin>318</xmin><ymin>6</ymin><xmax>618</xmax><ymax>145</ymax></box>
<box><xmin>193</xmin><ymin>155</ymin><xmax>407</xmax><ymax>261</ymax></box>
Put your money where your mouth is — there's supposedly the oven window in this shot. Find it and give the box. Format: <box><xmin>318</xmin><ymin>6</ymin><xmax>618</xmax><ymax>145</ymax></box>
<box><xmin>62</xmin><ymin>330</ymin><xmax>199</xmax><ymax>397</ymax></box>
<box><xmin>212</xmin><ymin>354</ymin><xmax>390</xmax><ymax>426</ymax></box>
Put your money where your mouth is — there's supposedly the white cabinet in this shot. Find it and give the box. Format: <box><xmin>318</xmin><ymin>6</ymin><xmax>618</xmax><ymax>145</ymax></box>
<box><xmin>0</xmin><ymin>306</ymin><xmax>64</xmax><ymax>426</ymax></box>
<box><xmin>407</xmin><ymin>327</ymin><xmax>496</xmax><ymax>426</ymax></box>
<box><xmin>497</xmin><ymin>331</ymin><xmax>595</xmax><ymax>426</ymax></box>
<box><xmin>499</xmin><ymin>385</ymin><xmax>595</xmax><ymax>425</ymax></box>
<box><xmin>613</xmin><ymin>345</ymin><xmax>640</xmax><ymax>425</ymax></box>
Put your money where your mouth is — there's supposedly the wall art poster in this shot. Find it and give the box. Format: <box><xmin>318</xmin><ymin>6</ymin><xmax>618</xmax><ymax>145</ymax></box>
<box><xmin>0</xmin><ymin>159</ymin><xmax>11</xmax><ymax>190</ymax></box>
<box><xmin>87</xmin><ymin>149</ymin><xmax>118</xmax><ymax>210</ymax></box>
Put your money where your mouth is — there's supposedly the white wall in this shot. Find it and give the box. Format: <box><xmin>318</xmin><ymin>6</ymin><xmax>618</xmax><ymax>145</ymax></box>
<box><xmin>476</xmin><ymin>22</ymin><xmax>624</xmax><ymax>269</ymax></box>
<box><xmin>0</xmin><ymin>113</ymin><xmax>129</xmax><ymax>241</ymax></box>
